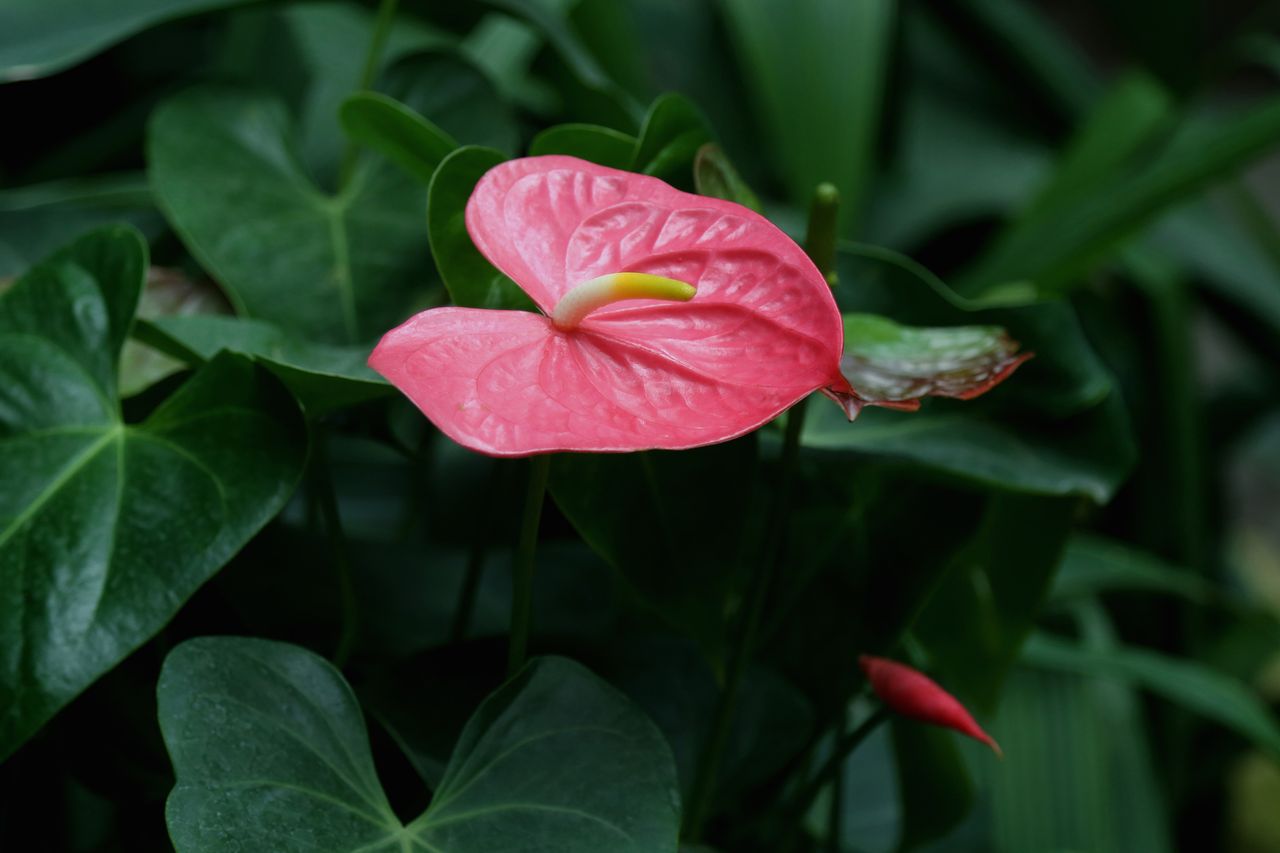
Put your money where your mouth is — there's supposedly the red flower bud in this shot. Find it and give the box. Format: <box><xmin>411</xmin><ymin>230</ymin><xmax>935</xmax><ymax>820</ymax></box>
<box><xmin>859</xmin><ymin>654</ymin><xmax>1002</xmax><ymax>756</ymax></box>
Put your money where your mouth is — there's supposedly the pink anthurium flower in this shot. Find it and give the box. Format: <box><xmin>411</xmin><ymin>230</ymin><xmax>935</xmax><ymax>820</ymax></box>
<box><xmin>370</xmin><ymin>155</ymin><xmax>850</xmax><ymax>456</ymax></box>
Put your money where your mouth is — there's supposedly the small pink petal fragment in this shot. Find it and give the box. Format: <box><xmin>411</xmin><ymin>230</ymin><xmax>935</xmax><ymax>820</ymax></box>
<box><xmin>859</xmin><ymin>654</ymin><xmax>1002</xmax><ymax>757</ymax></box>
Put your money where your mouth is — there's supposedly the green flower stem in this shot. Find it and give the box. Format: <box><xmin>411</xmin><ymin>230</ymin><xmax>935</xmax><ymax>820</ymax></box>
<box><xmin>787</xmin><ymin>707</ymin><xmax>888</xmax><ymax>832</ymax></box>
<box><xmin>311</xmin><ymin>426</ymin><xmax>358</xmax><ymax>669</ymax></box>
<box><xmin>508</xmin><ymin>455</ymin><xmax>551</xmax><ymax>676</ymax></box>
<box><xmin>339</xmin><ymin>0</ymin><xmax>401</xmax><ymax>189</ymax></box>
<box><xmin>684</xmin><ymin>183</ymin><xmax>839</xmax><ymax>841</ymax></box>
<box><xmin>451</xmin><ymin>460</ymin><xmax>501</xmax><ymax>642</ymax></box>
<box><xmin>806</xmin><ymin>183</ymin><xmax>840</xmax><ymax>287</ymax></box>
<box><xmin>684</xmin><ymin>398</ymin><xmax>810</xmax><ymax>840</ymax></box>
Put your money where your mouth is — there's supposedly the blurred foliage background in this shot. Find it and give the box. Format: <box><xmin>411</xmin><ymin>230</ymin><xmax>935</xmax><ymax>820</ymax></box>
<box><xmin>2</xmin><ymin>0</ymin><xmax>1280</xmax><ymax>851</ymax></box>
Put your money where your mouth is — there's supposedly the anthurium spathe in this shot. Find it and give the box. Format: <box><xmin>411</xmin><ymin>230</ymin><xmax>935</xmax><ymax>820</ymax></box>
<box><xmin>370</xmin><ymin>155</ymin><xmax>848</xmax><ymax>456</ymax></box>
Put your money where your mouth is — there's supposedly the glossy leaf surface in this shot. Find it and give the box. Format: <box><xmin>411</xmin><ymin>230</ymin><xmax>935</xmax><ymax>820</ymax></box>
<box><xmin>136</xmin><ymin>314</ymin><xmax>391</xmax><ymax>416</ymax></box>
<box><xmin>0</xmin><ymin>227</ymin><xmax>305</xmax><ymax>759</ymax></box>
<box><xmin>159</xmin><ymin>638</ymin><xmax>681</xmax><ymax>852</ymax></box>
<box><xmin>149</xmin><ymin>86</ymin><xmax>432</xmax><ymax>344</ymax></box>
<box><xmin>426</xmin><ymin>147</ymin><xmax>536</xmax><ymax>312</ymax></box>
<box><xmin>0</xmin><ymin>0</ymin><xmax>251</xmax><ymax>81</ymax></box>
<box><xmin>339</xmin><ymin>91</ymin><xmax>458</xmax><ymax>184</ymax></box>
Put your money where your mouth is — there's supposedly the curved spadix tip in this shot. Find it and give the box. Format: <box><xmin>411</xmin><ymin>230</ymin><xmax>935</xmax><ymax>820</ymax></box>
<box><xmin>552</xmin><ymin>272</ymin><xmax>696</xmax><ymax>330</ymax></box>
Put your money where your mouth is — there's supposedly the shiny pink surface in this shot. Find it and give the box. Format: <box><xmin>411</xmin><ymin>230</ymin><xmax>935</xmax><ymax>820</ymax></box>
<box><xmin>370</xmin><ymin>156</ymin><xmax>845</xmax><ymax>456</ymax></box>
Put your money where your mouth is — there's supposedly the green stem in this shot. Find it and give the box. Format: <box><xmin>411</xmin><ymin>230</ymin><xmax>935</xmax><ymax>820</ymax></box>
<box><xmin>312</xmin><ymin>427</ymin><xmax>358</xmax><ymax>668</ymax></box>
<box><xmin>684</xmin><ymin>182</ymin><xmax>838</xmax><ymax>842</ymax></box>
<box><xmin>684</xmin><ymin>397</ymin><xmax>811</xmax><ymax>840</ymax></box>
<box><xmin>788</xmin><ymin>707</ymin><xmax>888</xmax><ymax>838</ymax></box>
<box><xmin>806</xmin><ymin>183</ymin><xmax>841</xmax><ymax>287</ymax></box>
<box><xmin>339</xmin><ymin>0</ymin><xmax>401</xmax><ymax>189</ymax></box>
<box><xmin>507</xmin><ymin>455</ymin><xmax>550</xmax><ymax>676</ymax></box>
<box><xmin>451</xmin><ymin>460</ymin><xmax>502</xmax><ymax>643</ymax></box>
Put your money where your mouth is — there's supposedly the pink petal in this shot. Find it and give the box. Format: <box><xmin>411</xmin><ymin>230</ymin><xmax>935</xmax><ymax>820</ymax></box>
<box><xmin>465</xmin><ymin>157</ymin><xmax>842</xmax><ymax>350</ymax></box>
<box><xmin>375</xmin><ymin>157</ymin><xmax>845</xmax><ymax>456</ymax></box>
<box><xmin>370</xmin><ymin>307</ymin><xmax>819</xmax><ymax>456</ymax></box>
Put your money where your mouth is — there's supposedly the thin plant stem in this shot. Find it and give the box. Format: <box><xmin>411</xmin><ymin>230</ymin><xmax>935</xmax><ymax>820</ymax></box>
<box><xmin>507</xmin><ymin>455</ymin><xmax>550</xmax><ymax>676</ymax></box>
<box><xmin>312</xmin><ymin>427</ymin><xmax>358</xmax><ymax>668</ymax></box>
<box><xmin>787</xmin><ymin>707</ymin><xmax>888</xmax><ymax>830</ymax></box>
<box><xmin>825</xmin><ymin>710</ymin><xmax>846</xmax><ymax>853</ymax></box>
<box><xmin>339</xmin><ymin>0</ymin><xmax>400</xmax><ymax>189</ymax></box>
<box><xmin>806</xmin><ymin>183</ymin><xmax>841</xmax><ymax>287</ymax></box>
<box><xmin>451</xmin><ymin>460</ymin><xmax>502</xmax><ymax>642</ymax></box>
<box><xmin>683</xmin><ymin>183</ymin><xmax>841</xmax><ymax>842</ymax></box>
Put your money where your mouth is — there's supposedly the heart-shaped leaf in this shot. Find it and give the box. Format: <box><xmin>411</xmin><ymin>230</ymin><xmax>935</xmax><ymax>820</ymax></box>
<box><xmin>827</xmin><ymin>313</ymin><xmax>1031</xmax><ymax>417</ymax></box>
<box><xmin>632</xmin><ymin>94</ymin><xmax>714</xmax><ymax>186</ymax></box>
<box><xmin>149</xmin><ymin>85</ymin><xmax>434</xmax><ymax>345</ymax></box>
<box><xmin>159</xmin><ymin>637</ymin><xmax>682</xmax><ymax>852</ymax></box>
<box><xmin>549</xmin><ymin>439</ymin><xmax>760</xmax><ymax>650</ymax></box>
<box><xmin>529</xmin><ymin>124</ymin><xmax>639</xmax><ymax>169</ymax></box>
<box><xmin>803</xmin><ymin>392</ymin><xmax>1134</xmax><ymax>503</ymax></box>
<box><xmin>0</xmin><ymin>174</ymin><xmax>165</xmax><ymax>278</ymax></box>
<box><xmin>0</xmin><ymin>227</ymin><xmax>306</xmax><ymax>759</ymax></box>
<box><xmin>693</xmin><ymin>143</ymin><xmax>762</xmax><ymax>212</ymax></box>
<box><xmin>0</xmin><ymin>0</ymin><xmax>253</xmax><ymax>81</ymax></box>
<box><xmin>339</xmin><ymin>92</ymin><xmax>458</xmax><ymax>184</ymax></box>
<box><xmin>427</xmin><ymin>146</ymin><xmax>536</xmax><ymax>311</ymax></box>
<box><xmin>135</xmin><ymin>314</ymin><xmax>390</xmax><ymax>416</ymax></box>
<box><xmin>382</xmin><ymin>50</ymin><xmax>520</xmax><ymax>156</ymax></box>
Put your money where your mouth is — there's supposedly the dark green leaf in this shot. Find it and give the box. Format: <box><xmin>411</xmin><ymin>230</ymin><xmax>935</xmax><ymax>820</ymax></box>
<box><xmin>1050</xmin><ymin>535</ymin><xmax>1219</xmax><ymax>605</ymax></box>
<box><xmin>864</xmin><ymin>87</ymin><xmax>1052</xmax><ymax>250</ymax></box>
<box><xmin>948</xmin><ymin>0</ymin><xmax>1101</xmax><ymax>120</ymax></box>
<box><xmin>0</xmin><ymin>0</ymin><xmax>253</xmax><ymax>82</ymax></box>
<box><xmin>892</xmin><ymin>720</ymin><xmax>975</xmax><ymax>850</ymax></box>
<box><xmin>984</xmin><ymin>665</ymin><xmax>1172</xmax><ymax>853</ymax></box>
<box><xmin>721</xmin><ymin>0</ymin><xmax>894</xmax><ymax>233</ymax></box>
<box><xmin>381</xmin><ymin>50</ymin><xmax>519</xmax><ymax>156</ymax></box>
<box><xmin>0</xmin><ymin>175</ymin><xmax>165</xmax><ymax>279</ymax></box>
<box><xmin>427</xmin><ymin>146</ymin><xmax>536</xmax><ymax>311</ymax></box>
<box><xmin>803</xmin><ymin>392</ymin><xmax>1133</xmax><ymax>503</ymax></box>
<box><xmin>211</xmin><ymin>4</ymin><xmax>451</xmax><ymax>178</ymax></box>
<box><xmin>548</xmin><ymin>438</ymin><xmax>759</xmax><ymax>650</ymax></box>
<box><xmin>963</xmin><ymin>96</ymin><xmax>1280</xmax><ymax>295</ymax></box>
<box><xmin>834</xmin><ymin>245</ymin><xmax>1113</xmax><ymax>417</ymax></box>
<box><xmin>692</xmin><ymin>143</ymin><xmax>762</xmax><ymax>212</ymax></box>
<box><xmin>529</xmin><ymin>123</ymin><xmax>639</xmax><ymax>169</ymax></box>
<box><xmin>605</xmin><ymin>639</ymin><xmax>812</xmax><ymax>802</ymax></box>
<box><xmin>149</xmin><ymin>85</ymin><xmax>434</xmax><ymax>344</ymax></box>
<box><xmin>913</xmin><ymin>494</ymin><xmax>1079</xmax><ymax>711</ymax></box>
<box><xmin>135</xmin><ymin>314</ymin><xmax>391</xmax><ymax>416</ymax></box>
<box><xmin>832</xmin><ymin>313</ymin><xmax>1029</xmax><ymax>415</ymax></box>
<box><xmin>159</xmin><ymin>638</ymin><xmax>682</xmax><ymax>852</ymax></box>
<box><xmin>118</xmin><ymin>266</ymin><xmax>230</xmax><ymax>397</ymax></box>
<box><xmin>480</xmin><ymin>0</ymin><xmax>643</xmax><ymax>123</ymax></box>
<box><xmin>339</xmin><ymin>92</ymin><xmax>458</xmax><ymax>184</ymax></box>
<box><xmin>1016</xmin><ymin>73</ymin><xmax>1174</xmax><ymax>222</ymax></box>
<box><xmin>0</xmin><ymin>227</ymin><xmax>306</xmax><ymax>759</ymax></box>
<box><xmin>1023</xmin><ymin>632</ymin><xmax>1280</xmax><ymax>757</ymax></box>
<box><xmin>631</xmin><ymin>93</ymin><xmax>713</xmax><ymax>187</ymax></box>
<box><xmin>1151</xmin><ymin>201</ymin><xmax>1280</xmax><ymax>337</ymax></box>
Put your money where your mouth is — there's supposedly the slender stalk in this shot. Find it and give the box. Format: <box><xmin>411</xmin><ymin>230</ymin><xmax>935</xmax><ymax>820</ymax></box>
<box><xmin>312</xmin><ymin>427</ymin><xmax>358</xmax><ymax>668</ymax></box>
<box><xmin>825</xmin><ymin>711</ymin><xmax>846</xmax><ymax>853</ymax></box>
<box><xmin>507</xmin><ymin>455</ymin><xmax>550</xmax><ymax>676</ymax></box>
<box><xmin>806</xmin><ymin>183</ymin><xmax>841</xmax><ymax>287</ymax></box>
<box><xmin>787</xmin><ymin>707</ymin><xmax>888</xmax><ymax>838</ymax></box>
<box><xmin>451</xmin><ymin>460</ymin><xmax>502</xmax><ymax>642</ymax></box>
<box><xmin>683</xmin><ymin>183</ymin><xmax>840</xmax><ymax>842</ymax></box>
<box><xmin>339</xmin><ymin>0</ymin><xmax>400</xmax><ymax>188</ymax></box>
